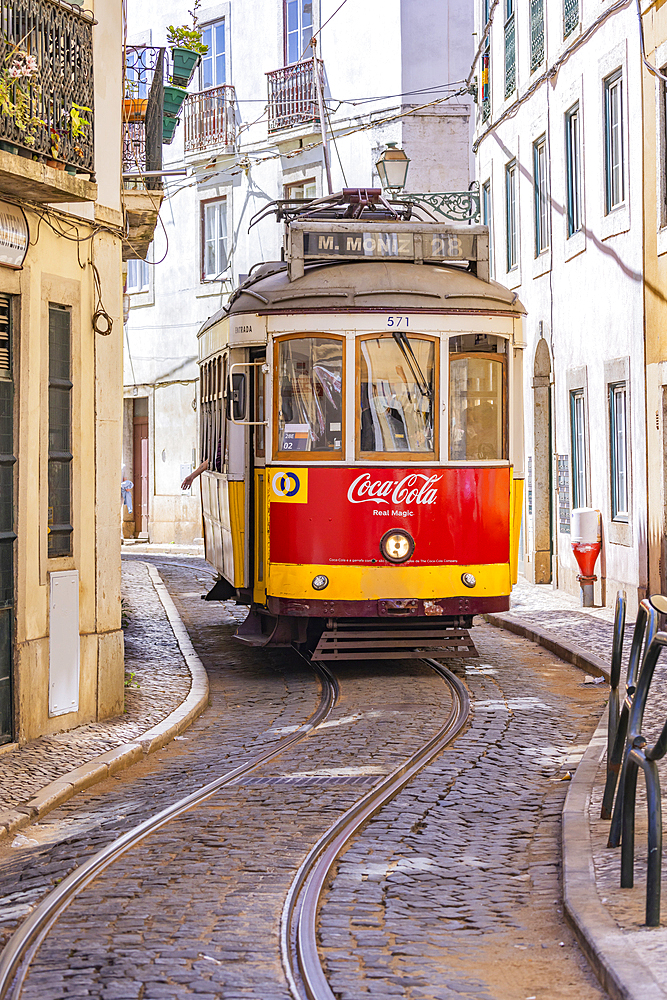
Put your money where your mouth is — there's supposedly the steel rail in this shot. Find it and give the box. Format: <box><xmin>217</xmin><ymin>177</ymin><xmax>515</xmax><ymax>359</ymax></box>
<box><xmin>281</xmin><ymin>657</ymin><xmax>470</xmax><ymax>1000</ymax></box>
<box><xmin>0</xmin><ymin>661</ymin><xmax>339</xmax><ymax>1000</ymax></box>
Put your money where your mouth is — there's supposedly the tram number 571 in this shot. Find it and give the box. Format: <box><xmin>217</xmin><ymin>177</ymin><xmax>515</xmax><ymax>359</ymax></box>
<box><xmin>387</xmin><ymin>316</ymin><xmax>409</xmax><ymax>328</ymax></box>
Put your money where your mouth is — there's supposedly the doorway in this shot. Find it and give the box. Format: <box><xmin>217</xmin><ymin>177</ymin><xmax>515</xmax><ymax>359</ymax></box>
<box><xmin>0</xmin><ymin>294</ymin><xmax>14</xmax><ymax>744</ymax></box>
<box><xmin>133</xmin><ymin>397</ymin><xmax>149</xmax><ymax>538</ymax></box>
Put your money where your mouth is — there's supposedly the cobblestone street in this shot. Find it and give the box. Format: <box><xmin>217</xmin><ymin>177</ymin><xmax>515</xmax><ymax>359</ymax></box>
<box><xmin>0</xmin><ymin>559</ymin><xmax>609</xmax><ymax>999</ymax></box>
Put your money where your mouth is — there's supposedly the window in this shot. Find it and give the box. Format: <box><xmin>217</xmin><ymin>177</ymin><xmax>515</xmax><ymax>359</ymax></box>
<box><xmin>504</xmin><ymin>0</ymin><xmax>516</xmax><ymax>98</ymax></box>
<box><xmin>276</xmin><ymin>335</ymin><xmax>343</xmax><ymax>458</ymax></box>
<box><xmin>449</xmin><ymin>334</ymin><xmax>506</xmax><ymax>461</ymax></box>
<box><xmin>530</xmin><ymin>0</ymin><xmax>544</xmax><ymax>72</ymax></box>
<box><xmin>201</xmin><ymin>21</ymin><xmax>226</xmax><ymax>88</ymax></box>
<box><xmin>200</xmin><ymin>355</ymin><xmax>225</xmax><ymax>473</ymax></box>
<box><xmin>0</xmin><ymin>295</ymin><xmax>14</xmax><ymax>743</ymax></box>
<box><xmin>482</xmin><ymin>179</ymin><xmax>494</xmax><ymax>276</ymax></box>
<box><xmin>661</xmin><ymin>72</ymin><xmax>667</xmax><ymax>226</ymax></box>
<box><xmin>481</xmin><ymin>0</ymin><xmax>491</xmax><ymax>121</ymax></box>
<box><xmin>284</xmin><ymin>178</ymin><xmax>317</xmax><ymax>200</ymax></box>
<box><xmin>609</xmin><ymin>382</ymin><xmax>628</xmax><ymax>520</ymax></box>
<box><xmin>201</xmin><ymin>199</ymin><xmax>228</xmax><ymax>281</ymax></box>
<box><xmin>358</xmin><ymin>334</ymin><xmax>436</xmax><ymax>458</ymax></box>
<box><xmin>505</xmin><ymin>159</ymin><xmax>518</xmax><ymax>270</ymax></box>
<box><xmin>48</xmin><ymin>305</ymin><xmax>73</xmax><ymax>558</ymax></box>
<box><xmin>533</xmin><ymin>135</ymin><xmax>549</xmax><ymax>255</ymax></box>
<box><xmin>570</xmin><ymin>388</ymin><xmax>587</xmax><ymax>508</ymax></box>
<box><xmin>565</xmin><ymin>104</ymin><xmax>582</xmax><ymax>237</ymax></box>
<box><xmin>285</xmin><ymin>0</ymin><xmax>313</xmax><ymax>65</ymax></box>
<box><xmin>126</xmin><ymin>256</ymin><xmax>150</xmax><ymax>294</ymax></box>
<box><xmin>564</xmin><ymin>0</ymin><xmax>579</xmax><ymax>39</ymax></box>
<box><xmin>604</xmin><ymin>71</ymin><xmax>624</xmax><ymax>213</ymax></box>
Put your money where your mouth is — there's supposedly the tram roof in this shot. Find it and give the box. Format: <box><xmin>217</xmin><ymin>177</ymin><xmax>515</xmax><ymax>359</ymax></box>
<box><xmin>199</xmin><ymin>260</ymin><xmax>526</xmax><ymax>336</ymax></box>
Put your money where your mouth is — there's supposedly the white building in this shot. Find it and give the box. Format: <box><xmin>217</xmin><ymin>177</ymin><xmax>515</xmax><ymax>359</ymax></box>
<box><xmin>474</xmin><ymin>0</ymin><xmax>647</xmax><ymax>610</ymax></box>
<box><xmin>123</xmin><ymin>0</ymin><xmax>474</xmax><ymax>543</ymax></box>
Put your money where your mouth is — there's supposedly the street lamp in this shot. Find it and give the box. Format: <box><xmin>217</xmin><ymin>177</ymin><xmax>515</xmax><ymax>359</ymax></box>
<box><xmin>376</xmin><ymin>143</ymin><xmax>410</xmax><ymax>192</ymax></box>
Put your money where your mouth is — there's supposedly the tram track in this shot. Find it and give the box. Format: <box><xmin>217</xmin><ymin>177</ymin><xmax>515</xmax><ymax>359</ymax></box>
<box><xmin>0</xmin><ymin>608</ymin><xmax>469</xmax><ymax>1000</ymax></box>
<box><xmin>282</xmin><ymin>657</ymin><xmax>470</xmax><ymax>1000</ymax></box>
<box><xmin>0</xmin><ymin>659</ymin><xmax>339</xmax><ymax>1000</ymax></box>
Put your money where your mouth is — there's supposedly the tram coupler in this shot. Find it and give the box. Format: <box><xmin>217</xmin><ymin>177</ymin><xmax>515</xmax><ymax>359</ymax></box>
<box><xmin>576</xmin><ymin>574</ymin><xmax>597</xmax><ymax>608</ymax></box>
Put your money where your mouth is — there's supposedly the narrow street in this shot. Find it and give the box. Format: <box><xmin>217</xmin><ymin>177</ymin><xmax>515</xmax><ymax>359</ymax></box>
<box><xmin>0</xmin><ymin>559</ymin><xmax>608</xmax><ymax>1000</ymax></box>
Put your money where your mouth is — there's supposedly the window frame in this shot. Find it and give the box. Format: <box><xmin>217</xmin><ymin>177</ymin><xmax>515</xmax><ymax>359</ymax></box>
<box><xmin>448</xmin><ymin>342</ymin><xmax>508</xmax><ymax>463</ymax></box>
<box><xmin>284</xmin><ymin>177</ymin><xmax>317</xmax><ymax>200</ymax></box>
<box><xmin>604</xmin><ymin>70</ymin><xmax>625</xmax><ymax>214</ymax></box>
<box><xmin>482</xmin><ymin>178</ymin><xmax>494</xmax><ymax>277</ymax></box>
<box><xmin>126</xmin><ymin>256</ymin><xmax>150</xmax><ymax>294</ymax></box>
<box><xmin>273</xmin><ymin>332</ymin><xmax>346</xmax><ymax>462</ymax></box>
<box><xmin>570</xmin><ymin>387</ymin><xmax>588</xmax><ymax>509</ymax></box>
<box><xmin>565</xmin><ymin>103</ymin><xmax>582</xmax><ymax>237</ymax></box>
<box><xmin>355</xmin><ymin>331</ymin><xmax>439</xmax><ymax>463</ymax></box>
<box><xmin>200</xmin><ymin>19</ymin><xmax>226</xmax><ymax>90</ymax></box>
<box><xmin>505</xmin><ymin>159</ymin><xmax>518</xmax><ymax>271</ymax></box>
<box><xmin>47</xmin><ymin>303</ymin><xmax>73</xmax><ymax>559</ymax></box>
<box><xmin>533</xmin><ymin>134</ymin><xmax>549</xmax><ymax>256</ymax></box>
<box><xmin>284</xmin><ymin>0</ymin><xmax>315</xmax><ymax>67</ymax></box>
<box><xmin>200</xmin><ymin>197</ymin><xmax>229</xmax><ymax>283</ymax></box>
<box><xmin>609</xmin><ymin>381</ymin><xmax>629</xmax><ymax>522</ymax></box>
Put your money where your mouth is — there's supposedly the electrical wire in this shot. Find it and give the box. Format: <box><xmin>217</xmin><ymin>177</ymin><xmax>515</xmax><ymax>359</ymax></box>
<box><xmin>297</xmin><ymin>0</ymin><xmax>351</xmax><ymax>64</ymax></box>
<box><xmin>636</xmin><ymin>0</ymin><xmax>667</xmax><ymax>83</ymax></box>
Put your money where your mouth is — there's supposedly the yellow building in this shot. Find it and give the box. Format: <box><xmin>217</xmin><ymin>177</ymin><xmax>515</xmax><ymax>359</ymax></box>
<box><xmin>641</xmin><ymin>0</ymin><xmax>667</xmax><ymax>596</ymax></box>
<box><xmin>0</xmin><ymin>1</ymin><xmax>142</xmax><ymax>745</ymax></box>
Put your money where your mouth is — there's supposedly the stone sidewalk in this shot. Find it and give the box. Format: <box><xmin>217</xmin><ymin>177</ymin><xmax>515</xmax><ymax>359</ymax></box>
<box><xmin>0</xmin><ymin>555</ymin><xmax>210</xmax><ymax>841</ymax></box>
<box><xmin>487</xmin><ymin>577</ymin><xmax>667</xmax><ymax>1000</ymax></box>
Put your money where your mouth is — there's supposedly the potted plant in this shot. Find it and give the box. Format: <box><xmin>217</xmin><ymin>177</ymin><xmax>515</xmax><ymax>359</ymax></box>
<box><xmin>167</xmin><ymin>0</ymin><xmax>208</xmax><ymax>87</ymax></box>
<box><xmin>0</xmin><ymin>47</ymin><xmax>45</xmax><ymax>150</ymax></box>
<box><xmin>162</xmin><ymin>112</ymin><xmax>179</xmax><ymax>144</ymax></box>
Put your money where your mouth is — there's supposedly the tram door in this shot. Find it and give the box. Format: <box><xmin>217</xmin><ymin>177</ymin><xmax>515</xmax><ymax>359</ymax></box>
<box><xmin>250</xmin><ymin>350</ymin><xmax>266</xmax><ymax>604</ymax></box>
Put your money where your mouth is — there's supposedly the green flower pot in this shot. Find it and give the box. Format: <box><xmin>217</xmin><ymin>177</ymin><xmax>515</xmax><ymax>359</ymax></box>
<box><xmin>171</xmin><ymin>47</ymin><xmax>201</xmax><ymax>88</ymax></box>
<box><xmin>163</xmin><ymin>85</ymin><xmax>188</xmax><ymax>116</ymax></box>
<box><xmin>162</xmin><ymin>113</ymin><xmax>179</xmax><ymax>144</ymax></box>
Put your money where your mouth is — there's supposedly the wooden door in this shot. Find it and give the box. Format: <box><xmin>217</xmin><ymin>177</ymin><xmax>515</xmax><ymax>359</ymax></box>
<box><xmin>133</xmin><ymin>402</ymin><xmax>149</xmax><ymax>537</ymax></box>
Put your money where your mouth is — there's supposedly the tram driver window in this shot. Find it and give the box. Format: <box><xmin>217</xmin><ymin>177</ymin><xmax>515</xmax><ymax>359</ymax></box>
<box><xmin>358</xmin><ymin>333</ymin><xmax>436</xmax><ymax>456</ymax></box>
<box><xmin>449</xmin><ymin>334</ymin><xmax>506</xmax><ymax>461</ymax></box>
<box><xmin>276</xmin><ymin>336</ymin><xmax>343</xmax><ymax>456</ymax></box>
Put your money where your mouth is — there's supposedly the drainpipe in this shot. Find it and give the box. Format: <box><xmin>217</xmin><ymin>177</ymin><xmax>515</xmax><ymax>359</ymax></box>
<box><xmin>311</xmin><ymin>37</ymin><xmax>333</xmax><ymax>195</ymax></box>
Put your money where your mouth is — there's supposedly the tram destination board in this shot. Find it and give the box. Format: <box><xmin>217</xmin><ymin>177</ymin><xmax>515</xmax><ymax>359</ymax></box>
<box><xmin>301</xmin><ymin>229</ymin><xmax>479</xmax><ymax>263</ymax></box>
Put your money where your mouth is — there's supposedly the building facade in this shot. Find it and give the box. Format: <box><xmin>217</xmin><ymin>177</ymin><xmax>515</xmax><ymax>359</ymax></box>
<box><xmin>123</xmin><ymin>0</ymin><xmax>474</xmax><ymax>543</ymax></box>
<box><xmin>474</xmin><ymin>0</ymin><xmax>647</xmax><ymax>611</ymax></box>
<box><xmin>1</xmin><ymin>1</ymin><xmax>126</xmax><ymax>745</ymax></box>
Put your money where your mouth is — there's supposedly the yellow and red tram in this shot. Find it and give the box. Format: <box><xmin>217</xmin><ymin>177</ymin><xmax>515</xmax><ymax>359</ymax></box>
<box><xmin>196</xmin><ymin>192</ymin><xmax>525</xmax><ymax>656</ymax></box>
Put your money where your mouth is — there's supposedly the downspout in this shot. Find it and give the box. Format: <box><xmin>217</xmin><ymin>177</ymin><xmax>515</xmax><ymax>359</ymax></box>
<box><xmin>311</xmin><ymin>37</ymin><xmax>333</xmax><ymax>195</ymax></box>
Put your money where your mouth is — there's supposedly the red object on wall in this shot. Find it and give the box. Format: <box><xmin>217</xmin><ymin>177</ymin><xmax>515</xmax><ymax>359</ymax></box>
<box><xmin>571</xmin><ymin>541</ymin><xmax>601</xmax><ymax>578</ymax></box>
<box><xmin>269</xmin><ymin>466</ymin><xmax>511</xmax><ymax>566</ymax></box>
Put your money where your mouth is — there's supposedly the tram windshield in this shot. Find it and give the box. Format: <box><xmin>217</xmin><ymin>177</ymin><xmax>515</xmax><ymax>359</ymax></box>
<box><xmin>276</xmin><ymin>336</ymin><xmax>343</xmax><ymax>455</ymax></box>
<box><xmin>449</xmin><ymin>334</ymin><xmax>506</xmax><ymax>461</ymax></box>
<box><xmin>358</xmin><ymin>334</ymin><xmax>436</xmax><ymax>455</ymax></box>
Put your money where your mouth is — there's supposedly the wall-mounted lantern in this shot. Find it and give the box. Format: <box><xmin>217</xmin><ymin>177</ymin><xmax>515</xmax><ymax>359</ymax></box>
<box><xmin>376</xmin><ymin>143</ymin><xmax>410</xmax><ymax>192</ymax></box>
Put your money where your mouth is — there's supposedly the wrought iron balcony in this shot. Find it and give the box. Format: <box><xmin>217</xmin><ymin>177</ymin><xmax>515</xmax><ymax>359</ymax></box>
<box><xmin>564</xmin><ymin>0</ymin><xmax>579</xmax><ymax>38</ymax></box>
<box><xmin>504</xmin><ymin>12</ymin><xmax>516</xmax><ymax>98</ymax></box>
<box><xmin>530</xmin><ymin>0</ymin><xmax>544</xmax><ymax>72</ymax></box>
<box><xmin>0</xmin><ymin>0</ymin><xmax>94</xmax><ymax>175</ymax></box>
<box><xmin>267</xmin><ymin>60</ymin><xmax>322</xmax><ymax>133</ymax></box>
<box><xmin>123</xmin><ymin>46</ymin><xmax>164</xmax><ymax>191</ymax></box>
<box><xmin>184</xmin><ymin>84</ymin><xmax>236</xmax><ymax>154</ymax></box>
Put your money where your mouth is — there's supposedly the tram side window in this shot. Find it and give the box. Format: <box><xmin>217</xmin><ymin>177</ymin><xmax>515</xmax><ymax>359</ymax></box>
<box><xmin>200</xmin><ymin>356</ymin><xmax>226</xmax><ymax>472</ymax></box>
<box><xmin>449</xmin><ymin>334</ymin><xmax>506</xmax><ymax>461</ymax></box>
<box><xmin>276</xmin><ymin>336</ymin><xmax>343</xmax><ymax>456</ymax></box>
<box><xmin>358</xmin><ymin>334</ymin><xmax>436</xmax><ymax>455</ymax></box>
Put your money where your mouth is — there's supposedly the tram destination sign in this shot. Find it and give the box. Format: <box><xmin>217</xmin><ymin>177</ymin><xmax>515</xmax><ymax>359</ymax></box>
<box><xmin>302</xmin><ymin>229</ymin><xmax>478</xmax><ymax>263</ymax></box>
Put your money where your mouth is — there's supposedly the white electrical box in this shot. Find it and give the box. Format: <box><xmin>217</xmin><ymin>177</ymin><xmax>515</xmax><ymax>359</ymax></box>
<box><xmin>49</xmin><ymin>570</ymin><xmax>80</xmax><ymax>717</ymax></box>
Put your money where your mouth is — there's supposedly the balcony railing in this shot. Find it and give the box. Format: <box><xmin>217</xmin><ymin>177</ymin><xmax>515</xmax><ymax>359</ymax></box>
<box><xmin>0</xmin><ymin>0</ymin><xmax>94</xmax><ymax>174</ymax></box>
<box><xmin>184</xmin><ymin>85</ymin><xmax>236</xmax><ymax>154</ymax></box>
<box><xmin>504</xmin><ymin>12</ymin><xmax>516</xmax><ymax>98</ymax></box>
<box><xmin>530</xmin><ymin>0</ymin><xmax>544</xmax><ymax>72</ymax></box>
<box><xmin>564</xmin><ymin>0</ymin><xmax>579</xmax><ymax>38</ymax></box>
<box><xmin>123</xmin><ymin>46</ymin><xmax>163</xmax><ymax>192</ymax></box>
<box><xmin>267</xmin><ymin>60</ymin><xmax>322</xmax><ymax>133</ymax></box>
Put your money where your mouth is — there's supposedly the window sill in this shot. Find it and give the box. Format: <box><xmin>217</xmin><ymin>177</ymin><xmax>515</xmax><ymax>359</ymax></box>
<box><xmin>600</xmin><ymin>204</ymin><xmax>630</xmax><ymax>241</ymax></box>
<box><xmin>532</xmin><ymin>249</ymin><xmax>551</xmax><ymax>279</ymax></box>
<box><xmin>564</xmin><ymin>228</ymin><xmax>586</xmax><ymax>262</ymax></box>
<box><xmin>506</xmin><ymin>267</ymin><xmax>522</xmax><ymax>290</ymax></box>
<box><xmin>608</xmin><ymin>518</ymin><xmax>632</xmax><ymax>547</ymax></box>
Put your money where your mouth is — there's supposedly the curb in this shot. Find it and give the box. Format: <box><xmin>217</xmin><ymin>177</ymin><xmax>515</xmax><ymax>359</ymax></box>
<box><xmin>484</xmin><ymin>612</ymin><xmax>610</xmax><ymax>680</ymax></box>
<box><xmin>0</xmin><ymin>563</ymin><xmax>209</xmax><ymax>843</ymax></box>
<box><xmin>563</xmin><ymin>712</ymin><xmax>667</xmax><ymax>1000</ymax></box>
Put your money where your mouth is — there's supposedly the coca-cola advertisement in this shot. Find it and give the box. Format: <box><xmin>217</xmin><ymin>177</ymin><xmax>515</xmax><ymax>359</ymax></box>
<box><xmin>269</xmin><ymin>467</ymin><xmax>510</xmax><ymax>566</ymax></box>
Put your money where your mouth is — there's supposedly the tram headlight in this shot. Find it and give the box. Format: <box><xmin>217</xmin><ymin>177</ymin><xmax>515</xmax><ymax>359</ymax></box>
<box><xmin>380</xmin><ymin>529</ymin><xmax>415</xmax><ymax>564</ymax></box>
<box><xmin>461</xmin><ymin>573</ymin><xmax>477</xmax><ymax>588</ymax></box>
<box><xmin>312</xmin><ymin>574</ymin><xmax>329</xmax><ymax>591</ymax></box>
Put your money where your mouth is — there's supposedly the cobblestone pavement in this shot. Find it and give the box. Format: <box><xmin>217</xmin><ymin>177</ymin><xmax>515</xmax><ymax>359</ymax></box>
<box><xmin>0</xmin><ymin>561</ymin><xmax>610</xmax><ymax>999</ymax></box>
<box><xmin>0</xmin><ymin>560</ymin><xmax>196</xmax><ymax>814</ymax></box>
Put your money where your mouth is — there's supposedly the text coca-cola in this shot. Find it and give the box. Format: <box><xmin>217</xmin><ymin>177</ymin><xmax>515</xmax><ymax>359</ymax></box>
<box><xmin>346</xmin><ymin>473</ymin><xmax>442</xmax><ymax>506</ymax></box>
